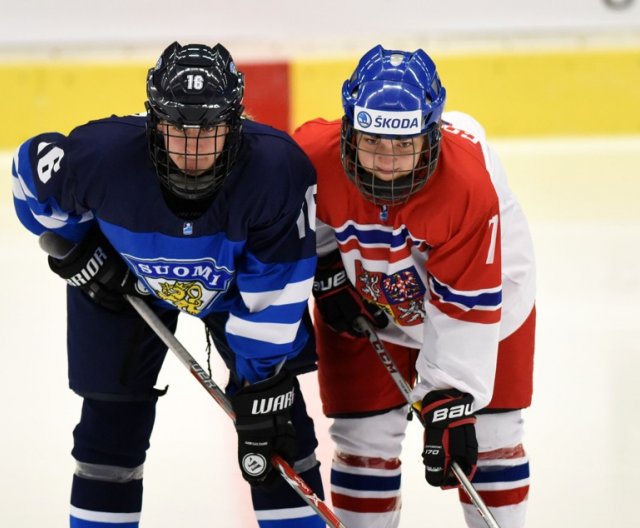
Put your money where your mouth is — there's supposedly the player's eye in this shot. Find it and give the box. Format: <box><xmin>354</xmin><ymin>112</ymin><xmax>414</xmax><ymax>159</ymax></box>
<box><xmin>166</xmin><ymin>124</ymin><xmax>183</xmax><ymax>134</ymax></box>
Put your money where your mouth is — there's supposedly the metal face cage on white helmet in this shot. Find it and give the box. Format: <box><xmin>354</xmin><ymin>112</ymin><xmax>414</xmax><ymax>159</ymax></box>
<box><xmin>146</xmin><ymin>42</ymin><xmax>245</xmax><ymax>200</ymax></box>
<box><xmin>340</xmin><ymin>45</ymin><xmax>446</xmax><ymax>206</ymax></box>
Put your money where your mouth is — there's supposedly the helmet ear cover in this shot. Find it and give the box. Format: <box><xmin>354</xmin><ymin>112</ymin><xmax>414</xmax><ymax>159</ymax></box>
<box><xmin>340</xmin><ymin>45</ymin><xmax>446</xmax><ymax>205</ymax></box>
<box><xmin>145</xmin><ymin>42</ymin><xmax>245</xmax><ymax>200</ymax></box>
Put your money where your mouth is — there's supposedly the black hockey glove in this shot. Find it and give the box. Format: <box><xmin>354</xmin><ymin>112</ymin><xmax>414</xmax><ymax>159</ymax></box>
<box><xmin>420</xmin><ymin>389</ymin><xmax>478</xmax><ymax>488</ymax></box>
<box><xmin>312</xmin><ymin>250</ymin><xmax>387</xmax><ymax>337</ymax></box>
<box><xmin>231</xmin><ymin>369</ymin><xmax>297</xmax><ymax>488</ymax></box>
<box><xmin>47</xmin><ymin>227</ymin><xmax>149</xmax><ymax>311</ymax></box>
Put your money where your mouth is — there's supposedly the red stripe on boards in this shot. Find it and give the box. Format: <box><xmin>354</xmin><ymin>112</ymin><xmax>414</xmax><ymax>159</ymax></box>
<box><xmin>237</xmin><ymin>62</ymin><xmax>290</xmax><ymax>132</ymax></box>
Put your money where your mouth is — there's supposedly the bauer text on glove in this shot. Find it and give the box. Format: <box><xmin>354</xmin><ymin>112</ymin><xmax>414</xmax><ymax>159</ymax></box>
<box><xmin>313</xmin><ymin>250</ymin><xmax>387</xmax><ymax>336</ymax></box>
<box><xmin>420</xmin><ymin>389</ymin><xmax>478</xmax><ymax>488</ymax></box>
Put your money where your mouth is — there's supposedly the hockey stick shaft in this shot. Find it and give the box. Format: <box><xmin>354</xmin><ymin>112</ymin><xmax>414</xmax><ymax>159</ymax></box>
<box><xmin>352</xmin><ymin>316</ymin><xmax>501</xmax><ymax>528</ymax></box>
<box><xmin>125</xmin><ymin>295</ymin><xmax>346</xmax><ymax>528</ymax></box>
<box><xmin>39</xmin><ymin>232</ymin><xmax>346</xmax><ymax>528</ymax></box>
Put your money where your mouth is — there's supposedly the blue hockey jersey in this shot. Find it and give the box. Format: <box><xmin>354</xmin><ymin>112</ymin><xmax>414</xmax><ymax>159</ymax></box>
<box><xmin>12</xmin><ymin>115</ymin><xmax>317</xmax><ymax>384</ymax></box>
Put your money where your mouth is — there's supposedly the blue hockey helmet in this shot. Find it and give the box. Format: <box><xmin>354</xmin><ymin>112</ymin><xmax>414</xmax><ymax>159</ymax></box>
<box><xmin>340</xmin><ymin>45</ymin><xmax>446</xmax><ymax>205</ymax></box>
<box><xmin>146</xmin><ymin>42</ymin><xmax>245</xmax><ymax>200</ymax></box>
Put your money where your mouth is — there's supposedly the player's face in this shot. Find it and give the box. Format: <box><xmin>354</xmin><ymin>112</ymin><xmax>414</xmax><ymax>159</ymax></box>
<box><xmin>160</xmin><ymin>122</ymin><xmax>228</xmax><ymax>175</ymax></box>
<box><xmin>355</xmin><ymin>133</ymin><xmax>425</xmax><ymax>181</ymax></box>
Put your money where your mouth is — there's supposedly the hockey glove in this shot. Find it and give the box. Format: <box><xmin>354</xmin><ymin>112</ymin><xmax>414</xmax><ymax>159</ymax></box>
<box><xmin>420</xmin><ymin>389</ymin><xmax>478</xmax><ymax>488</ymax></box>
<box><xmin>231</xmin><ymin>369</ymin><xmax>297</xmax><ymax>488</ymax></box>
<box><xmin>48</xmin><ymin>226</ymin><xmax>149</xmax><ymax>311</ymax></box>
<box><xmin>313</xmin><ymin>250</ymin><xmax>387</xmax><ymax>337</ymax></box>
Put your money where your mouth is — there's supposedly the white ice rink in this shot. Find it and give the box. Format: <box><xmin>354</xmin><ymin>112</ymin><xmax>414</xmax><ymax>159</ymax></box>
<box><xmin>1</xmin><ymin>135</ymin><xmax>639</xmax><ymax>527</ymax></box>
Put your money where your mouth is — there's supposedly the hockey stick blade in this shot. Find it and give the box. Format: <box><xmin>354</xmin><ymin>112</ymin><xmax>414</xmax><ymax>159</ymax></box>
<box><xmin>38</xmin><ymin>230</ymin><xmax>347</xmax><ymax>528</ymax></box>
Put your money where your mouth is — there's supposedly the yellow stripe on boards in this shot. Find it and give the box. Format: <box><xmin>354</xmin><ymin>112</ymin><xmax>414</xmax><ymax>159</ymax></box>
<box><xmin>290</xmin><ymin>58</ymin><xmax>355</xmax><ymax>132</ymax></box>
<box><xmin>0</xmin><ymin>61</ymin><xmax>148</xmax><ymax>149</ymax></box>
<box><xmin>291</xmin><ymin>48</ymin><xmax>640</xmax><ymax>137</ymax></box>
<box><xmin>1</xmin><ymin>47</ymin><xmax>639</xmax><ymax>151</ymax></box>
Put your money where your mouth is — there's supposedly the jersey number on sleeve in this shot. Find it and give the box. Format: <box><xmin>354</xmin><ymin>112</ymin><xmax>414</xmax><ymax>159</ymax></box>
<box><xmin>36</xmin><ymin>143</ymin><xmax>65</xmax><ymax>184</ymax></box>
<box><xmin>486</xmin><ymin>214</ymin><xmax>499</xmax><ymax>265</ymax></box>
<box><xmin>296</xmin><ymin>184</ymin><xmax>317</xmax><ymax>239</ymax></box>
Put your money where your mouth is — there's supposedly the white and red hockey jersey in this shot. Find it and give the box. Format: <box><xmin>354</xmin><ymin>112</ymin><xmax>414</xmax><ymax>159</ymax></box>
<box><xmin>294</xmin><ymin>111</ymin><xmax>535</xmax><ymax>410</ymax></box>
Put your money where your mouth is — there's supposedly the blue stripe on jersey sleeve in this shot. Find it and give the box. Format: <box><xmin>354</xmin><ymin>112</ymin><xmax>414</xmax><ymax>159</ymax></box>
<box><xmin>12</xmin><ymin>139</ymin><xmax>94</xmax><ymax>241</ymax></box>
<box><xmin>13</xmin><ymin>140</ymin><xmax>37</xmax><ymax>195</ymax></box>
<box><xmin>233</xmin><ymin>300</ymin><xmax>310</xmax><ymax>325</ymax></box>
<box><xmin>430</xmin><ymin>276</ymin><xmax>502</xmax><ymax>310</ymax></box>
<box><xmin>229</xmin><ymin>322</ymin><xmax>310</xmax><ymax>383</ymax></box>
<box><xmin>239</xmin><ymin>254</ymin><xmax>316</xmax><ymax>293</ymax></box>
<box><xmin>229</xmin><ymin>250</ymin><xmax>314</xmax><ymax>382</ymax></box>
<box><xmin>13</xmin><ymin>196</ymin><xmax>48</xmax><ymax>235</ymax></box>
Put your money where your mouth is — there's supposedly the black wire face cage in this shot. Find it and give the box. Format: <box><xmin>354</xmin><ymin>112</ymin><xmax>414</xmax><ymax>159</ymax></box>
<box><xmin>340</xmin><ymin>117</ymin><xmax>442</xmax><ymax>207</ymax></box>
<box><xmin>145</xmin><ymin>42</ymin><xmax>245</xmax><ymax>200</ymax></box>
<box><xmin>147</xmin><ymin>112</ymin><xmax>242</xmax><ymax>200</ymax></box>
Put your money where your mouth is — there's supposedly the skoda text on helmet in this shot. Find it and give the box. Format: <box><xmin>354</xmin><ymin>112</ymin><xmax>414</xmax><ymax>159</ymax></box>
<box><xmin>340</xmin><ymin>45</ymin><xmax>446</xmax><ymax>206</ymax></box>
<box><xmin>146</xmin><ymin>42</ymin><xmax>245</xmax><ymax>200</ymax></box>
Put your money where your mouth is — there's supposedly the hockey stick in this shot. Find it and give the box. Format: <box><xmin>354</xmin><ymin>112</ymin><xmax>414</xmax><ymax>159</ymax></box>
<box><xmin>124</xmin><ymin>295</ymin><xmax>346</xmax><ymax>527</ymax></box>
<box><xmin>352</xmin><ymin>316</ymin><xmax>501</xmax><ymax>528</ymax></box>
<box><xmin>39</xmin><ymin>232</ymin><xmax>347</xmax><ymax>528</ymax></box>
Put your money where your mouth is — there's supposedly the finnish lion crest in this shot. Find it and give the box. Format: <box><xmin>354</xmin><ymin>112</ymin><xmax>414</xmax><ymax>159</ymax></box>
<box><xmin>122</xmin><ymin>255</ymin><xmax>234</xmax><ymax>315</ymax></box>
<box><xmin>157</xmin><ymin>281</ymin><xmax>204</xmax><ymax>315</ymax></box>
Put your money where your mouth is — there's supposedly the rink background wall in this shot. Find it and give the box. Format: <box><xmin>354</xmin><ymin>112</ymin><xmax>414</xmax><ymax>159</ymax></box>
<box><xmin>1</xmin><ymin>47</ymin><xmax>639</xmax><ymax>150</ymax></box>
<box><xmin>290</xmin><ymin>48</ymin><xmax>640</xmax><ymax>137</ymax></box>
<box><xmin>0</xmin><ymin>0</ymin><xmax>639</xmax><ymax>148</ymax></box>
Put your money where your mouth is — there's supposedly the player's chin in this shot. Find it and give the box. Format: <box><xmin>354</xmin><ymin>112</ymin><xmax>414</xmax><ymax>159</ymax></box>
<box><xmin>168</xmin><ymin>152</ymin><xmax>214</xmax><ymax>172</ymax></box>
<box><xmin>179</xmin><ymin>160</ymin><xmax>215</xmax><ymax>176</ymax></box>
<box><xmin>371</xmin><ymin>170</ymin><xmax>402</xmax><ymax>181</ymax></box>
<box><xmin>182</xmin><ymin>168</ymin><xmax>209</xmax><ymax>177</ymax></box>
